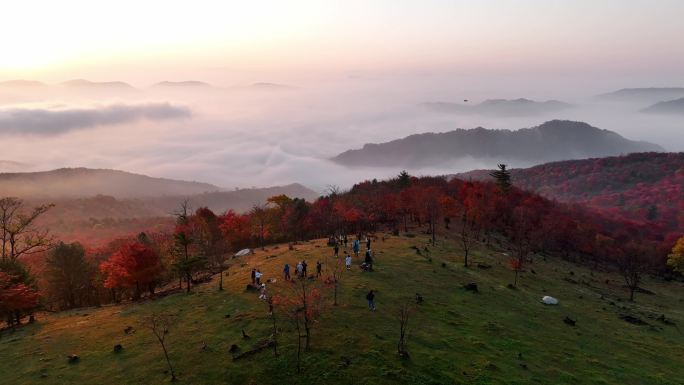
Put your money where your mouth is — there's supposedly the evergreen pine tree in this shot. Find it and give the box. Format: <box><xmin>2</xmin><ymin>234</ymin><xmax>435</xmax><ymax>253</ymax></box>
<box><xmin>489</xmin><ymin>164</ymin><xmax>511</xmax><ymax>194</ymax></box>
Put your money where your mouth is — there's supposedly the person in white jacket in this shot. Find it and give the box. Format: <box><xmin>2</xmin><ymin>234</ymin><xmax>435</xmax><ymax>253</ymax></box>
<box><xmin>345</xmin><ymin>253</ymin><xmax>352</xmax><ymax>270</ymax></box>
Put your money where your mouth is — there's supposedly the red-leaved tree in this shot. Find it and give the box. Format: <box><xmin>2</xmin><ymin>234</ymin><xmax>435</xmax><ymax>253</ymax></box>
<box><xmin>100</xmin><ymin>242</ymin><xmax>162</xmax><ymax>300</ymax></box>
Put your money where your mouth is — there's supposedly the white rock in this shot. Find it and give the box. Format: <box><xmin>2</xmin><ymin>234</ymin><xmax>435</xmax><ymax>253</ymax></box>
<box><xmin>234</xmin><ymin>248</ymin><xmax>252</xmax><ymax>257</ymax></box>
<box><xmin>541</xmin><ymin>296</ymin><xmax>559</xmax><ymax>305</ymax></box>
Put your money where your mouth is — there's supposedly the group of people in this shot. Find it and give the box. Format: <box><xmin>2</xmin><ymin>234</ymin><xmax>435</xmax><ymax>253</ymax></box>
<box><xmin>248</xmin><ymin>233</ymin><xmax>379</xmax><ymax>310</ymax></box>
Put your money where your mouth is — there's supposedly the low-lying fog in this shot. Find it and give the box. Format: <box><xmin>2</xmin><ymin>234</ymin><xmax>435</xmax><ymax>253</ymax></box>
<box><xmin>0</xmin><ymin>73</ymin><xmax>682</xmax><ymax>193</ymax></box>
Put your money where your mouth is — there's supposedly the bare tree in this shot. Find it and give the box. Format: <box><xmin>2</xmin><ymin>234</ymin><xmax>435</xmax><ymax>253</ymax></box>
<box><xmin>0</xmin><ymin>197</ymin><xmax>54</xmax><ymax>261</ymax></box>
<box><xmin>397</xmin><ymin>300</ymin><xmax>413</xmax><ymax>358</ymax></box>
<box><xmin>458</xmin><ymin>206</ymin><xmax>480</xmax><ymax>267</ymax></box>
<box><xmin>617</xmin><ymin>241</ymin><xmax>652</xmax><ymax>301</ymax></box>
<box><xmin>142</xmin><ymin>313</ymin><xmax>177</xmax><ymax>382</ymax></box>
<box><xmin>329</xmin><ymin>256</ymin><xmax>344</xmax><ymax>306</ymax></box>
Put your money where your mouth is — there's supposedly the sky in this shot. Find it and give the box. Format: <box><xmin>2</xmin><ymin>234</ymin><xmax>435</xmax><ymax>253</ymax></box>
<box><xmin>0</xmin><ymin>1</ymin><xmax>683</xmax><ymax>192</ymax></box>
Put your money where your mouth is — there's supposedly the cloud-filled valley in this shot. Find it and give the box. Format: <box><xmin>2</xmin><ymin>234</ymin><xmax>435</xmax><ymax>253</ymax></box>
<box><xmin>0</xmin><ymin>76</ymin><xmax>683</xmax><ymax>193</ymax></box>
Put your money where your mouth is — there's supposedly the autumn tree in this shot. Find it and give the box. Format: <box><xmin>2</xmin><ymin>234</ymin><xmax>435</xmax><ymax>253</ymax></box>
<box><xmin>666</xmin><ymin>236</ymin><xmax>684</xmax><ymax>274</ymax></box>
<box><xmin>0</xmin><ymin>270</ymin><xmax>39</xmax><ymax>327</ymax></box>
<box><xmin>44</xmin><ymin>242</ymin><xmax>96</xmax><ymax>310</ymax></box>
<box><xmin>192</xmin><ymin>207</ymin><xmax>227</xmax><ymax>291</ymax></box>
<box><xmin>0</xmin><ymin>197</ymin><xmax>54</xmax><ymax>261</ymax></box>
<box><xmin>250</xmin><ymin>204</ymin><xmax>271</xmax><ymax>250</ymax></box>
<box><xmin>100</xmin><ymin>241</ymin><xmax>162</xmax><ymax>300</ymax></box>
<box><xmin>171</xmin><ymin>201</ymin><xmax>206</xmax><ymax>293</ymax></box>
<box><xmin>489</xmin><ymin>164</ymin><xmax>512</xmax><ymax>195</ymax></box>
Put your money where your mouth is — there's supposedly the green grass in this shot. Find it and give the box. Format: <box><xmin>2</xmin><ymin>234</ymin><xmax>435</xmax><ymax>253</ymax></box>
<box><xmin>1</xmin><ymin>234</ymin><xmax>683</xmax><ymax>385</ymax></box>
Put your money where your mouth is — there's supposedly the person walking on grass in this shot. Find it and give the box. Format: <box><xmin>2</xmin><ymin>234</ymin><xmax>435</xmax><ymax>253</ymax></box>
<box><xmin>255</xmin><ymin>270</ymin><xmax>263</xmax><ymax>285</ymax></box>
<box><xmin>296</xmin><ymin>261</ymin><xmax>303</xmax><ymax>278</ymax></box>
<box><xmin>366</xmin><ymin>236</ymin><xmax>371</xmax><ymax>251</ymax></box>
<box><xmin>345</xmin><ymin>253</ymin><xmax>352</xmax><ymax>270</ymax></box>
<box><xmin>302</xmin><ymin>260</ymin><xmax>308</xmax><ymax>277</ymax></box>
<box><xmin>366</xmin><ymin>290</ymin><xmax>376</xmax><ymax>311</ymax></box>
<box><xmin>250</xmin><ymin>268</ymin><xmax>256</xmax><ymax>285</ymax></box>
<box><xmin>284</xmin><ymin>263</ymin><xmax>291</xmax><ymax>281</ymax></box>
<box><xmin>353</xmin><ymin>239</ymin><xmax>360</xmax><ymax>257</ymax></box>
<box><xmin>316</xmin><ymin>261</ymin><xmax>322</xmax><ymax>278</ymax></box>
<box><xmin>334</xmin><ymin>243</ymin><xmax>340</xmax><ymax>258</ymax></box>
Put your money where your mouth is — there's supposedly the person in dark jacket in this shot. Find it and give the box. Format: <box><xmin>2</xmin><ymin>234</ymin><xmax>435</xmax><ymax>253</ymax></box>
<box><xmin>366</xmin><ymin>236</ymin><xmax>371</xmax><ymax>250</ymax></box>
<box><xmin>283</xmin><ymin>263</ymin><xmax>291</xmax><ymax>281</ymax></box>
<box><xmin>302</xmin><ymin>260</ymin><xmax>308</xmax><ymax>276</ymax></box>
<box><xmin>316</xmin><ymin>261</ymin><xmax>322</xmax><ymax>277</ymax></box>
<box><xmin>366</xmin><ymin>290</ymin><xmax>376</xmax><ymax>310</ymax></box>
<box><xmin>250</xmin><ymin>268</ymin><xmax>256</xmax><ymax>285</ymax></box>
<box><xmin>333</xmin><ymin>243</ymin><xmax>339</xmax><ymax>257</ymax></box>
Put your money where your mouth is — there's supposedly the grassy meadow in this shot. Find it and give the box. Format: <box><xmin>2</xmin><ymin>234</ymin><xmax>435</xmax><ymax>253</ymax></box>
<box><xmin>1</xmin><ymin>233</ymin><xmax>683</xmax><ymax>385</ymax></box>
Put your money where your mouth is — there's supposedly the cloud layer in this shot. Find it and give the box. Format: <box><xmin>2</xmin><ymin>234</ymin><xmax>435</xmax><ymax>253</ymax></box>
<box><xmin>0</xmin><ymin>102</ymin><xmax>190</xmax><ymax>135</ymax></box>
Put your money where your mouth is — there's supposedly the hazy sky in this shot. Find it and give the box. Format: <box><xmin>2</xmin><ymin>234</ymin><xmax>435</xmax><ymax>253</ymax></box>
<box><xmin>2</xmin><ymin>0</ymin><xmax>684</xmax><ymax>83</ymax></box>
<box><xmin>0</xmin><ymin>1</ymin><xmax>683</xmax><ymax>192</ymax></box>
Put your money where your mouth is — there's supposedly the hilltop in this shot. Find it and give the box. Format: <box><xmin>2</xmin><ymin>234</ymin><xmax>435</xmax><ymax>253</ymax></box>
<box><xmin>1</xmin><ymin>234</ymin><xmax>682</xmax><ymax>385</ymax></box>
<box><xmin>332</xmin><ymin>120</ymin><xmax>663</xmax><ymax>168</ymax></box>
<box><xmin>456</xmin><ymin>152</ymin><xmax>684</xmax><ymax>230</ymax></box>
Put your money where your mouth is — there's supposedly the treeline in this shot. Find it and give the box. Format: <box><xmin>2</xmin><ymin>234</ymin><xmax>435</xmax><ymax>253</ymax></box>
<box><xmin>1</xmin><ymin>170</ymin><xmax>682</xmax><ymax>326</ymax></box>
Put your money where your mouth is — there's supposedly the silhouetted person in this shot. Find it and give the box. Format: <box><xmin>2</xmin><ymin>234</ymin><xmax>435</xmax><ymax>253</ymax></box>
<box><xmin>302</xmin><ymin>260</ymin><xmax>308</xmax><ymax>277</ymax></box>
<box><xmin>250</xmin><ymin>268</ymin><xmax>256</xmax><ymax>285</ymax></box>
<box><xmin>366</xmin><ymin>290</ymin><xmax>376</xmax><ymax>311</ymax></box>
<box><xmin>316</xmin><ymin>261</ymin><xmax>322</xmax><ymax>277</ymax></box>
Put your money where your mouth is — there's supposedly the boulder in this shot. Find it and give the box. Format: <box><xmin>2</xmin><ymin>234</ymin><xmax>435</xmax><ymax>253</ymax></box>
<box><xmin>541</xmin><ymin>296</ymin><xmax>558</xmax><ymax>305</ymax></box>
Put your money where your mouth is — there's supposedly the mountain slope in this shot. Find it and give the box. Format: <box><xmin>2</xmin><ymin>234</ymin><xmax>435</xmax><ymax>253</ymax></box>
<box><xmin>2</xmin><ymin>234</ymin><xmax>682</xmax><ymax>385</ymax></box>
<box><xmin>457</xmin><ymin>152</ymin><xmax>684</xmax><ymax>230</ymax></box>
<box><xmin>422</xmin><ymin>98</ymin><xmax>572</xmax><ymax>116</ymax></box>
<box><xmin>332</xmin><ymin>120</ymin><xmax>663</xmax><ymax>168</ymax></box>
<box><xmin>0</xmin><ymin>168</ymin><xmax>221</xmax><ymax>198</ymax></box>
<box><xmin>642</xmin><ymin>97</ymin><xmax>684</xmax><ymax>115</ymax></box>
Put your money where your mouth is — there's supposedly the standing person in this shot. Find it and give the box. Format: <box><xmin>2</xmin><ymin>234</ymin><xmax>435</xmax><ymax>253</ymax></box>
<box><xmin>333</xmin><ymin>243</ymin><xmax>339</xmax><ymax>258</ymax></box>
<box><xmin>364</xmin><ymin>249</ymin><xmax>373</xmax><ymax>271</ymax></box>
<box><xmin>366</xmin><ymin>290</ymin><xmax>376</xmax><ymax>311</ymax></box>
<box><xmin>250</xmin><ymin>268</ymin><xmax>256</xmax><ymax>285</ymax></box>
<box><xmin>345</xmin><ymin>253</ymin><xmax>352</xmax><ymax>270</ymax></box>
<box><xmin>343</xmin><ymin>234</ymin><xmax>348</xmax><ymax>248</ymax></box>
<box><xmin>284</xmin><ymin>263</ymin><xmax>291</xmax><ymax>281</ymax></box>
<box><xmin>296</xmin><ymin>261</ymin><xmax>303</xmax><ymax>278</ymax></box>
<box><xmin>366</xmin><ymin>236</ymin><xmax>371</xmax><ymax>250</ymax></box>
<box><xmin>255</xmin><ymin>270</ymin><xmax>263</xmax><ymax>285</ymax></box>
<box><xmin>316</xmin><ymin>261</ymin><xmax>322</xmax><ymax>278</ymax></box>
<box><xmin>259</xmin><ymin>283</ymin><xmax>267</xmax><ymax>300</ymax></box>
<box><xmin>302</xmin><ymin>260</ymin><xmax>308</xmax><ymax>277</ymax></box>
<box><xmin>353</xmin><ymin>239</ymin><xmax>360</xmax><ymax>257</ymax></box>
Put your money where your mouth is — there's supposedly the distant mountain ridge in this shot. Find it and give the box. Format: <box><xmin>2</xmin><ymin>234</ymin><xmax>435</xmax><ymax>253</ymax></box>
<box><xmin>151</xmin><ymin>81</ymin><xmax>212</xmax><ymax>88</ymax></box>
<box><xmin>61</xmin><ymin>79</ymin><xmax>136</xmax><ymax>90</ymax></box>
<box><xmin>642</xmin><ymin>97</ymin><xmax>684</xmax><ymax>115</ymax></box>
<box><xmin>0</xmin><ymin>168</ymin><xmax>220</xmax><ymax>199</ymax></box>
<box><xmin>332</xmin><ymin>120</ymin><xmax>663</xmax><ymax>168</ymax></box>
<box><xmin>422</xmin><ymin>98</ymin><xmax>573</xmax><ymax>117</ymax></box>
<box><xmin>597</xmin><ymin>87</ymin><xmax>684</xmax><ymax>103</ymax></box>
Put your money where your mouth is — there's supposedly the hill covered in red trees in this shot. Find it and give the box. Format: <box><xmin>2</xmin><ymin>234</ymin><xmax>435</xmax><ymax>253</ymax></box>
<box><xmin>457</xmin><ymin>152</ymin><xmax>684</xmax><ymax>234</ymax></box>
